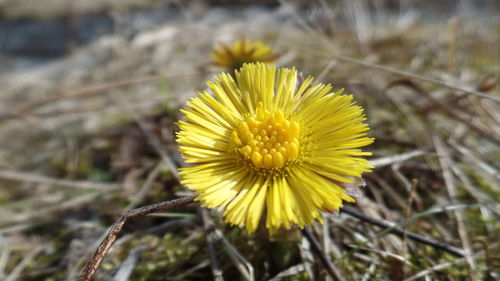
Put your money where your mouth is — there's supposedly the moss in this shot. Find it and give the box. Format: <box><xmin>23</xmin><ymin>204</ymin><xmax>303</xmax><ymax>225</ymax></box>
<box><xmin>106</xmin><ymin>233</ymin><xmax>203</xmax><ymax>281</ymax></box>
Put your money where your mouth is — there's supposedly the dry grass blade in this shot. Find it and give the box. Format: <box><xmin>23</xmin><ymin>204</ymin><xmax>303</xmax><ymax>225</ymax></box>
<box><xmin>433</xmin><ymin>135</ymin><xmax>477</xmax><ymax>280</ymax></box>
<box><xmin>370</xmin><ymin>150</ymin><xmax>427</xmax><ymax>168</ymax></box>
<box><xmin>383</xmin><ymin>79</ymin><xmax>500</xmax><ymax>144</ymax></box>
<box><xmin>269</xmin><ymin>264</ymin><xmax>305</xmax><ymax>281</ymax></box>
<box><xmin>113</xmin><ymin>245</ymin><xmax>148</xmax><ymax>281</ymax></box>
<box><xmin>125</xmin><ymin>162</ymin><xmax>163</xmax><ymax>211</ymax></box>
<box><xmin>403</xmin><ymin>243</ymin><xmax>499</xmax><ymax>281</ymax></box>
<box><xmin>302</xmin><ymin>227</ymin><xmax>346</xmax><ymax>281</ymax></box>
<box><xmin>200</xmin><ymin>208</ymin><xmax>224</xmax><ymax>281</ymax></box>
<box><xmin>133</xmin><ymin>113</ymin><xmax>179</xmax><ymax>179</ymax></box>
<box><xmin>0</xmin><ymin>243</ymin><xmax>11</xmax><ymax>278</ymax></box>
<box><xmin>0</xmin><ymin>72</ymin><xmax>203</xmax><ymax>122</ymax></box>
<box><xmin>449</xmin><ymin>140</ymin><xmax>500</xmax><ymax>181</ymax></box>
<box><xmin>1</xmin><ymin>1</ymin><xmax>497</xmax><ymax>280</ymax></box>
<box><xmin>1</xmin><ymin>192</ymin><xmax>103</xmax><ymax>226</ymax></box>
<box><xmin>0</xmin><ymin>169</ymin><xmax>120</xmax><ymax>191</ymax></box>
<box><xmin>298</xmin><ymin>235</ymin><xmax>316</xmax><ymax>281</ymax></box>
<box><xmin>276</xmin><ymin>2</ymin><xmax>500</xmax><ymax>102</ymax></box>
<box><xmin>214</xmin><ymin>229</ymin><xmax>255</xmax><ymax>281</ymax></box>
<box><xmin>5</xmin><ymin>246</ymin><xmax>44</xmax><ymax>281</ymax></box>
<box><xmin>334</xmin><ymin>56</ymin><xmax>500</xmax><ymax>103</ymax></box>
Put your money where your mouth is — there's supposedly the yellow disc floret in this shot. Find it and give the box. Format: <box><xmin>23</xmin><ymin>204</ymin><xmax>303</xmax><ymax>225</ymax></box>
<box><xmin>231</xmin><ymin>102</ymin><xmax>300</xmax><ymax>169</ymax></box>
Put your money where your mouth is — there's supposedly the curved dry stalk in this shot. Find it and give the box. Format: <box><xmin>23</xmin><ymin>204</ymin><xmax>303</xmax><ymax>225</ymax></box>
<box><xmin>78</xmin><ymin>196</ymin><xmax>196</xmax><ymax>281</ymax></box>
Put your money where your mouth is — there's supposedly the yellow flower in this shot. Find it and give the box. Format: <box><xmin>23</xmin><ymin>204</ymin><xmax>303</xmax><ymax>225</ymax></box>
<box><xmin>177</xmin><ymin>63</ymin><xmax>373</xmax><ymax>233</ymax></box>
<box><xmin>211</xmin><ymin>38</ymin><xmax>278</xmax><ymax>70</ymax></box>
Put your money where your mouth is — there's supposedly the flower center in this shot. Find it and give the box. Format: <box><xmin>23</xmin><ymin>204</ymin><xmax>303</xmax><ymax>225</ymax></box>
<box><xmin>231</xmin><ymin>103</ymin><xmax>301</xmax><ymax>169</ymax></box>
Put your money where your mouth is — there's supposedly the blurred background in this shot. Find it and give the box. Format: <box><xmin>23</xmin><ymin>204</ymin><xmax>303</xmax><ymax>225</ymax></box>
<box><xmin>0</xmin><ymin>0</ymin><xmax>499</xmax><ymax>280</ymax></box>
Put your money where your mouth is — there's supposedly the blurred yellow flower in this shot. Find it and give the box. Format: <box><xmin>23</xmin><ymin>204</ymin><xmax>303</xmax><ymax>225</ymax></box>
<box><xmin>211</xmin><ymin>38</ymin><xmax>278</xmax><ymax>70</ymax></box>
<box><xmin>177</xmin><ymin>63</ymin><xmax>373</xmax><ymax>233</ymax></box>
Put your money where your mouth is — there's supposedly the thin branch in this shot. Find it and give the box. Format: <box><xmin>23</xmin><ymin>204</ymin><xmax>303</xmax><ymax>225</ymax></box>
<box><xmin>200</xmin><ymin>208</ymin><xmax>224</xmax><ymax>281</ymax></box>
<box><xmin>302</xmin><ymin>227</ymin><xmax>346</xmax><ymax>281</ymax></box>
<box><xmin>341</xmin><ymin>206</ymin><xmax>466</xmax><ymax>257</ymax></box>
<box><xmin>78</xmin><ymin>196</ymin><xmax>196</xmax><ymax>281</ymax></box>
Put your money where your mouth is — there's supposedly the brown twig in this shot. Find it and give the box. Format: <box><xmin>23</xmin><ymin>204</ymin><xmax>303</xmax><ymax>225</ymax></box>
<box><xmin>78</xmin><ymin>196</ymin><xmax>196</xmax><ymax>281</ymax></box>
<box><xmin>302</xmin><ymin>227</ymin><xmax>346</xmax><ymax>281</ymax></box>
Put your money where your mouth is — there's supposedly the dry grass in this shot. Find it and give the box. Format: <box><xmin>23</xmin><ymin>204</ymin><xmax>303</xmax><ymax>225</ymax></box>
<box><xmin>0</xmin><ymin>1</ymin><xmax>498</xmax><ymax>280</ymax></box>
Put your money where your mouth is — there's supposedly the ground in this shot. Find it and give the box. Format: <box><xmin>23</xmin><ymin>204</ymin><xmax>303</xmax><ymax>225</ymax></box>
<box><xmin>0</xmin><ymin>1</ymin><xmax>499</xmax><ymax>280</ymax></box>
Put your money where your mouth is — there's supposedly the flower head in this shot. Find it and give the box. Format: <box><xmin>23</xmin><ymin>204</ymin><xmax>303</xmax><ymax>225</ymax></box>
<box><xmin>211</xmin><ymin>38</ymin><xmax>278</xmax><ymax>70</ymax></box>
<box><xmin>177</xmin><ymin>63</ymin><xmax>373</xmax><ymax>233</ymax></box>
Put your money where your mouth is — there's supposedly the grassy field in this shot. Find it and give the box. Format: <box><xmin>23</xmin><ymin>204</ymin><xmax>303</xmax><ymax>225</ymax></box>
<box><xmin>0</xmin><ymin>1</ymin><xmax>498</xmax><ymax>280</ymax></box>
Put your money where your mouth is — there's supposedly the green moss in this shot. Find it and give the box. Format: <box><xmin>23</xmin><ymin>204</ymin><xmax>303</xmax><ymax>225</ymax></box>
<box><xmin>112</xmin><ymin>233</ymin><xmax>202</xmax><ymax>281</ymax></box>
